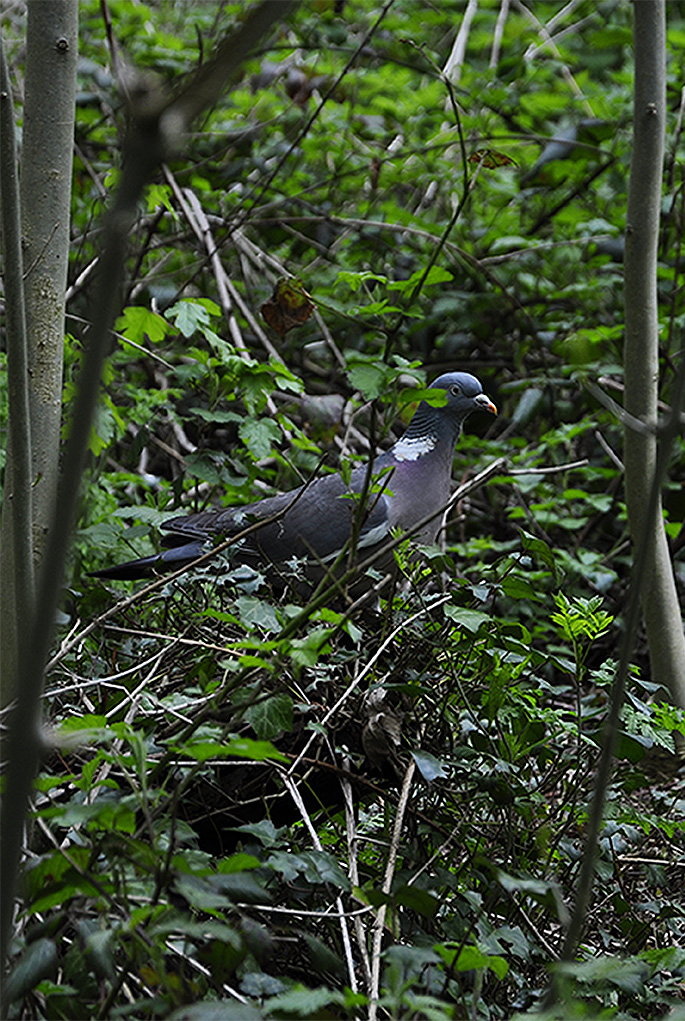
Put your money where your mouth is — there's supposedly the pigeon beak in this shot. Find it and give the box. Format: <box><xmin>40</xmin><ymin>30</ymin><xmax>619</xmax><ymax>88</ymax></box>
<box><xmin>474</xmin><ymin>393</ymin><xmax>498</xmax><ymax>415</ymax></box>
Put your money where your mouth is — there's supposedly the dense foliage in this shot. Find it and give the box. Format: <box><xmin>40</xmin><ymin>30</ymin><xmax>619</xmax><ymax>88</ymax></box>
<box><xmin>2</xmin><ymin>1</ymin><xmax>685</xmax><ymax>1018</ymax></box>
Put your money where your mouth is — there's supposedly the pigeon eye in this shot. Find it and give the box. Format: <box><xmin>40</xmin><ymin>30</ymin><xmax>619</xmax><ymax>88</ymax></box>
<box><xmin>449</xmin><ymin>385</ymin><xmax>461</xmax><ymax>396</ymax></box>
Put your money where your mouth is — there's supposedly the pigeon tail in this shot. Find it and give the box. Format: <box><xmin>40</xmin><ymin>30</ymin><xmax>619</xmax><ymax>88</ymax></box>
<box><xmin>91</xmin><ymin>540</ymin><xmax>206</xmax><ymax>580</ymax></box>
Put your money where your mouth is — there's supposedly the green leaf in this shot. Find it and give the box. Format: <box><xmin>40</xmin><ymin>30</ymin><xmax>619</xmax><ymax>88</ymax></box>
<box><xmin>289</xmin><ymin>628</ymin><xmax>331</xmax><ymax>667</ymax></box>
<box><xmin>495</xmin><ymin>869</ymin><xmax>570</xmax><ymax>923</ymax></box>
<box><xmin>233</xmin><ymin>819</ymin><xmax>284</xmax><ymax>848</ymax></box>
<box><xmin>235</xmin><ymin>596</ymin><xmax>280</xmax><ymax>633</ymax></box>
<box><xmin>24</xmin><ymin>847</ymin><xmax>90</xmax><ymax>908</ymax></box>
<box><xmin>4</xmin><ymin>939</ymin><xmax>58</xmax><ymax>1002</ymax></box>
<box><xmin>412</xmin><ymin>750</ymin><xmax>446</xmax><ymax>782</ymax></box>
<box><xmin>217</xmin><ymin>853</ymin><xmax>261</xmax><ymax>874</ymax></box>
<box><xmin>433</xmin><ymin>942</ymin><xmax>508</xmax><ymax>979</ymax></box>
<box><xmin>168</xmin><ymin>1000</ymin><xmax>262</xmax><ymax>1020</ymax></box>
<box><xmin>347</xmin><ymin>361</ymin><xmax>388</xmax><ymax>400</ymax></box>
<box><xmin>113</xmin><ymin>505</ymin><xmax>168</xmax><ymax>525</ymax></box>
<box><xmin>520</xmin><ymin>530</ymin><xmax>557</xmax><ymax>575</ymax></box>
<box><xmin>555</xmin><ymin>954</ymin><xmax>650</xmax><ymax>994</ymax></box>
<box><xmin>297</xmin><ymin>851</ymin><xmax>350</xmax><ymax>889</ymax></box>
<box><xmin>245</xmin><ymin>693</ymin><xmax>294</xmax><ymax>740</ymax></box>
<box><xmin>79</xmin><ymin>923</ymin><xmax>116</xmax><ymax>980</ymax></box>
<box><xmin>229</xmin><ymin>736</ymin><xmax>285</xmax><ymax>763</ymax></box>
<box><xmin>190</xmin><ymin>408</ymin><xmax>241</xmax><ymax>424</ymax></box>
<box><xmin>444</xmin><ymin>606</ymin><xmax>490</xmax><ymax>633</ymax></box>
<box><xmin>267</xmin><ymin>850</ymin><xmax>350</xmax><ymax>889</ymax></box>
<box><xmin>240</xmin><ymin>973</ymin><xmax>285</xmax><ymax>998</ymax></box>
<box><xmin>178</xmin><ymin>733</ymin><xmax>287</xmax><ymax>763</ymax></box>
<box><xmin>55</xmin><ymin>715</ymin><xmax>114</xmax><ymax>746</ymax></box>
<box><xmin>303</xmin><ymin>933</ymin><xmax>345</xmax><ymax>975</ymax></box>
<box><xmin>500</xmin><ymin>575</ymin><xmax>539</xmax><ymax>600</ymax></box>
<box><xmin>613</xmin><ymin>730</ymin><xmax>651</xmax><ymax>763</ymax></box>
<box><xmin>336</xmin><ymin>269</ymin><xmax>388</xmax><ymax>292</ymax></box>
<box><xmin>395</xmin><ymin>885</ymin><xmax>439</xmax><ymax>919</ymax></box>
<box><xmin>175</xmin><ymin>874</ymin><xmax>232</xmax><ymax>912</ymax></box>
<box><xmin>145</xmin><ymin>181</ymin><xmax>174</xmax><ymax>214</ymax></box>
<box><xmin>387</xmin><ymin>265</ymin><xmax>453</xmax><ymax>292</ymax></box>
<box><xmin>239</xmin><ymin>418</ymin><xmax>281</xmax><ymax>460</ymax></box>
<box><xmin>166</xmin><ymin>298</ymin><xmax>218</xmax><ymax>338</ymax></box>
<box><xmin>40</xmin><ymin>798</ymin><xmax>136</xmax><ymax>834</ymax></box>
<box><xmin>263</xmin><ymin>986</ymin><xmax>346</xmax><ymax>1016</ymax></box>
<box><xmin>487</xmin><ymin>924</ymin><xmax>532</xmax><ymax>961</ymax></box>
<box><xmin>115</xmin><ymin>305</ymin><xmax>172</xmax><ymax>345</ymax></box>
<box><xmin>214</xmin><ymin>872</ymin><xmax>270</xmax><ymax>904</ymax></box>
<box><xmin>399</xmin><ymin>385</ymin><xmax>446</xmax><ymax>410</ymax></box>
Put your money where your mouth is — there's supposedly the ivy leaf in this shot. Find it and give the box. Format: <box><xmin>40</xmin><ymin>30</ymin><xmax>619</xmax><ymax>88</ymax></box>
<box><xmin>245</xmin><ymin>693</ymin><xmax>294</xmax><ymax>740</ymax></box>
<box><xmin>235</xmin><ymin>596</ymin><xmax>281</xmax><ymax>634</ymax></box>
<box><xmin>233</xmin><ymin>819</ymin><xmax>284</xmax><ymax>848</ymax></box>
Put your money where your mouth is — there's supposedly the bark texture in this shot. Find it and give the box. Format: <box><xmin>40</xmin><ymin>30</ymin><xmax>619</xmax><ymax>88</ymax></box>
<box><xmin>0</xmin><ymin>32</ymin><xmax>34</xmax><ymax>702</ymax></box>
<box><xmin>20</xmin><ymin>0</ymin><xmax>78</xmax><ymax>559</ymax></box>
<box><xmin>623</xmin><ymin>0</ymin><xmax>685</xmax><ymax>709</ymax></box>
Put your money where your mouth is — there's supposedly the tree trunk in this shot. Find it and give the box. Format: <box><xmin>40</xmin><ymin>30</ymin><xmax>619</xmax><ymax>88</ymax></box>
<box><xmin>0</xmin><ymin>32</ymin><xmax>34</xmax><ymax>702</ymax></box>
<box><xmin>623</xmin><ymin>0</ymin><xmax>685</xmax><ymax>711</ymax></box>
<box><xmin>0</xmin><ymin>2</ymin><xmax>77</xmax><ymax>707</ymax></box>
<box><xmin>21</xmin><ymin>0</ymin><xmax>78</xmax><ymax>560</ymax></box>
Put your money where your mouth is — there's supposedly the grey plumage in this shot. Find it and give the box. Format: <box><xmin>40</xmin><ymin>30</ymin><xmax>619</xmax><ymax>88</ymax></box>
<box><xmin>92</xmin><ymin>372</ymin><xmax>496</xmax><ymax>582</ymax></box>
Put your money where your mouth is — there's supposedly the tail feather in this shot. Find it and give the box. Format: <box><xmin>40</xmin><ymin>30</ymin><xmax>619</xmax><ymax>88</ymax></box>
<box><xmin>91</xmin><ymin>541</ymin><xmax>206</xmax><ymax>580</ymax></box>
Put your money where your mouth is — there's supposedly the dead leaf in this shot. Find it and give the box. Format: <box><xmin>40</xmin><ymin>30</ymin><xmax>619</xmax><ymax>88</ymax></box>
<box><xmin>469</xmin><ymin>148</ymin><xmax>518</xmax><ymax>168</ymax></box>
<box><xmin>260</xmin><ymin>277</ymin><xmax>315</xmax><ymax>337</ymax></box>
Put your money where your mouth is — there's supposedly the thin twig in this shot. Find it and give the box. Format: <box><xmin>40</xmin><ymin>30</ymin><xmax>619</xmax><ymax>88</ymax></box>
<box><xmin>514</xmin><ymin>0</ymin><xmax>594</xmax><ymax>116</ymax></box>
<box><xmin>162</xmin><ymin>167</ymin><xmax>248</xmax><ymax>356</ymax></box>
<box><xmin>443</xmin><ymin>0</ymin><xmax>478</xmax><ymax>84</ymax></box>
<box><xmin>368</xmin><ymin>758</ymin><xmax>416</xmax><ymax>1021</ymax></box>
<box><xmin>280</xmin><ymin>773</ymin><xmax>359</xmax><ymax>994</ymax></box>
<box><xmin>490</xmin><ymin>0</ymin><xmax>510</xmax><ymax>68</ymax></box>
<box><xmin>340</xmin><ymin>766</ymin><xmax>373</xmax><ymax>987</ymax></box>
<box><xmin>508</xmin><ymin>458</ymin><xmax>588</xmax><ymax>475</ymax></box>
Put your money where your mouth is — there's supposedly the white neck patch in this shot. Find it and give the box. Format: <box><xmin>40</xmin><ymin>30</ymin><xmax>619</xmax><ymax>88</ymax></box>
<box><xmin>392</xmin><ymin>432</ymin><xmax>438</xmax><ymax>462</ymax></box>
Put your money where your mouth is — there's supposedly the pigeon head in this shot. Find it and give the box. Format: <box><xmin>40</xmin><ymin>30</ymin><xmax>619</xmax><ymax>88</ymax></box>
<box><xmin>391</xmin><ymin>372</ymin><xmax>497</xmax><ymax>461</ymax></box>
<box><xmin>429</xmin><ymin>371</ymin><xmax>497</xmax><ymax>422</ymax></box>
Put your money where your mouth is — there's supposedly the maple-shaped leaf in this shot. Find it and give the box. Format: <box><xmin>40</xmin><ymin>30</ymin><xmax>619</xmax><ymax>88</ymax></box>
<box><xmin>260</xmin><ymin>277</ymin><xmax>315</xmax><ymax>337</ymax></box>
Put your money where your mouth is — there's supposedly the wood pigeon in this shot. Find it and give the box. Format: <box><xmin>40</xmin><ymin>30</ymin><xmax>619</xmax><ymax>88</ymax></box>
<box><xmin>93</xmin><ymin>372</ymin><xmax>496</xmax><ymax>583</ymax></box>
